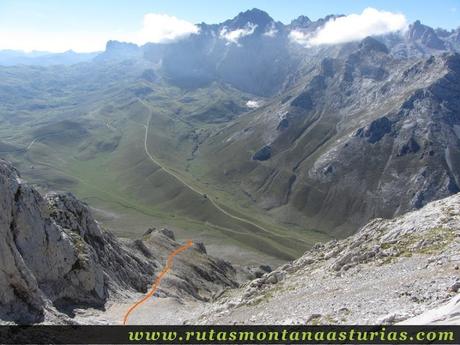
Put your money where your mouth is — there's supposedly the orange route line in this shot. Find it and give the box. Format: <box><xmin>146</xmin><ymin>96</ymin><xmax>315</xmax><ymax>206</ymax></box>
<box><xmin>122</xmin><ymin>240</ymin><xmax>194</xmax><ymax>325</ymax></box>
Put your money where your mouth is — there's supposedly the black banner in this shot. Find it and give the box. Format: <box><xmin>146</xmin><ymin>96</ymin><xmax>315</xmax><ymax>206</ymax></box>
<box><xmin>0</xmin><ymin>325</ymin><xmax>458</xmax><ymax>344</ymax></box>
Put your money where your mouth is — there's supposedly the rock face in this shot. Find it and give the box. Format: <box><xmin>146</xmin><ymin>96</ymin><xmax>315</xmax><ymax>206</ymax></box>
<box><xmin>195</xmin><ymin>193</ymin><xmax>460</xmax><ymax>325</ymax></box>
<box><xmin>407</xmin><ymin>21</ymin><xmax>446</xmax><ymax>51</ymax></box>
<box><xmin>0</xmin><ymin>159</ymin><xmax>238</xmax><ymax>324</ymax></box>
<box><xmin>94</xmin><ymin>40</ymin><xmax>142</xmax><ymax>62</ymax></box>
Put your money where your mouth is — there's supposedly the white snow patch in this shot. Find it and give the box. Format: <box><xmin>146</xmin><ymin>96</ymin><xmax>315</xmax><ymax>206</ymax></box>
<box><xmin>246</xmin><ymin>100</ymin><xmax>261</xmax><ymax>109</ymax></box>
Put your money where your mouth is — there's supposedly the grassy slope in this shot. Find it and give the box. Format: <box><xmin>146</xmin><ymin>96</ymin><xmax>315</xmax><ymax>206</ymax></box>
<box><xmin>0</xmin><ymin>64</ymin><xmax>330</xmax><ymax>263</ymax></box>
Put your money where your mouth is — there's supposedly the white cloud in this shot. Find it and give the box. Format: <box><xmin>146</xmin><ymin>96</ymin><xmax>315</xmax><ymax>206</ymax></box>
<box><xmin>127</xmin><ymin>13</ymin><xmax>199</xmax><ymax>45</ymax></box>
<box><xmin>290</xmin><ymin>8</ymin><xmax>407</xmax><ymax>47</ymax></box>
<box><xmin>220</xmin><ymin>23</ymin><xmax>257</xmax><ymax>45</ymax></box>
<box><xmin>263</xmin><ymin>23</ymin><xmax>278</xmax><ymax>38</ymax></box>
<box><xmin>246</xmin><ymin>100</ymin><xmax>261</xmax><ymax>108</ymax></box>
<box><xmin>289</xmin><ymin>30</ymin><xmax>310</xmax><ymax>46</ymax></box>
<box><xmin>0</xmin><ymin>13</ymin><xmax>199</xmax><ymax>53</ymax></box>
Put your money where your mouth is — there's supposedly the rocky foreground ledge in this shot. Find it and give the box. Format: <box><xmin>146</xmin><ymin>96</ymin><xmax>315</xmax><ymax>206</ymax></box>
<box><xmin>195</xmin><ymin>193</ymin><xmax>460</xmax><ymax>324</ymax></box>
<box><xmin>0</xmin><ymin>159</ymin><xmax>240</xmax><ymax>324</ymax></box>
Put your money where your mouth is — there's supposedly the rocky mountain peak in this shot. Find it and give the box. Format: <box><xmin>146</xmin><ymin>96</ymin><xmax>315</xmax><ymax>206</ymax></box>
<box><xmin>317</xmin><ymin>14</ymin><xmax>343</xmax><ymax>25</ymax></box>
<box><xmin>96</xmin><ymin>40</ymin><xmax>142</xmax><ymax>62</ymax></box>
<box><xmin>407</xmin><ymin>20</ymin><xmax>446</xmax><ymax>50</ymax></box>
<box><xmin>289</xmin><ymin>15</ymin><xmax>312</xmax><ymax>29</ymax></box>
<box><xmin>105</xmin><ymin>40</ymin><xmax>139</xmax><ymax>52</ymax></box>
<box><xmin>226</xmin><ymin>8</ymin><xmax>274</xmax><ymax>30</ymax></box>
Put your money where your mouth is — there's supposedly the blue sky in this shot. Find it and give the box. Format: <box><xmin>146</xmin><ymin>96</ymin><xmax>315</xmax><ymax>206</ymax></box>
<box><xmin>0</xmin><ymin>0</ymin><xmax>458</xmax><ymax>52</ymax></box>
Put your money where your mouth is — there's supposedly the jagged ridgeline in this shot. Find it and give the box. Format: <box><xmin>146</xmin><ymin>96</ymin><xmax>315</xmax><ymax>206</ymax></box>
<box><xmin>0</xmin><ymin>8</ymin><xmax>459</xmax><ymax>262</ymax></box>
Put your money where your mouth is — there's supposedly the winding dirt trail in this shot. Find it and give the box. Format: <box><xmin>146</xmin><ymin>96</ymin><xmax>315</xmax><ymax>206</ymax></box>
<box><xmin>123</xmin><ymin>240</ymin><xmax>194</xmax><ymax>325</ymax></box>
<box><xmin>142</xmin><ymin>112</ymin><xmax>304</xmax><ymax>243</ymax></box>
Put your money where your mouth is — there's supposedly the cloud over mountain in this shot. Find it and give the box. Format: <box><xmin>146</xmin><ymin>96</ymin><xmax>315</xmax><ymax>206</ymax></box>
<box><xmin>220</xmin><ymin>23</ymin><xmax>257</xmax><ymax>45</ymax></box>
<box><xmin>291</xmin><ymin>8</ymin><xmax>407</xmax><ymax>47</ymax></box>
<box><xmin>131</xmin><ymin>13</ymin><xmax>199</xmax><ymax>44</ymax></box>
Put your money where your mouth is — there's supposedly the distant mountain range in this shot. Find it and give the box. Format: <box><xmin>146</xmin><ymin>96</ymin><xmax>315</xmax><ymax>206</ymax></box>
<box><xmin>0</xmin><ymin>49</ymin><xmax>99</xmax><ymax>66</ymax></box>
<box><xmin>1</xmin><ymin>8</ymin><xmax>459</xmax><ymax>70</ymax></box>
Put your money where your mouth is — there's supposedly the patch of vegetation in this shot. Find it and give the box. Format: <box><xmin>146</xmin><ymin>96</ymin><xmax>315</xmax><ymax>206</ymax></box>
<box><xmin>380</xmin><ymin>226</ymin><xmax>455</xmax><ymax>260</ymax></box>
<box><xmin>416</xmin><ymin>227</ymin><xmax>456</xmax><ymax>254</ymax></box>
<box><xmin>245</xmin><ymin>289</ymin><xmax>276</xmax><ymax>307</ymax></box>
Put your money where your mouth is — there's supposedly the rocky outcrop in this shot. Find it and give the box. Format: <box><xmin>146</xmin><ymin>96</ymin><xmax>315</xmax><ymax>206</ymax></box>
<box><xmin>0</xmin><ymin>159</ymin><xmax>238</xmax><ymax>324</ymax></box>
<box><xmin>46</xmin><ymin>192</ymin><xmax>156</xmax><ymax>296</ymax></box>
<box><xmin>252</xmin><ymin>145</ymin><xmax>272</xmax><ymax>161</ymax></box>
<box><xmin>195</xmin><ymin>193</ymin><xmax>460</xmax><ymax>324</ymax></box>
<box><xmin>359</xmin><ymin>36</ymin><xmax>390</xmax><ymax>54</ymax></box>
<box><xmin>407</xmin><ymin>21</ymin><xmax>446</xmax><ymax>51</ymax></box>
<box><xmin>289</xmin><ymin>15</ymin><xmax>311</xmax><ymax>29</ymax></box>
<box><xmin>381</xmin><ymin>20</ymin><xmax>457</xmax><ymax>58</ymax></box>
<box><xmin>401</xmin><ymin>294</ymin><xmax>460</xmax><ymax>325</ymax></box>
<box><xmin>355</xmin><ymin>116</ymin><xmax>392</xmax><ymax>143</ymax></box>
<box><xmin>94</xmin><ymin>40</ymin><xmax>142</xmax><ymax>62</ymax></box>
